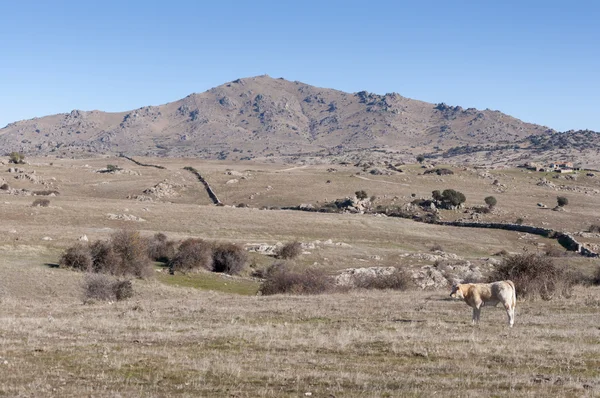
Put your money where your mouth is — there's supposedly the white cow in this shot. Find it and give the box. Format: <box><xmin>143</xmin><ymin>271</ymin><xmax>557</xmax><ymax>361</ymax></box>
<box><xmin>450</xmin><ymin>280</ymin><xmax>516</xmax><ymax>327</ymax></box>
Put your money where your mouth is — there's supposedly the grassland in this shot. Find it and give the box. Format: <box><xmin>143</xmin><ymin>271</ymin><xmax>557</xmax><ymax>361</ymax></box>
<box><xmin>1</xmin><ymin>156</ymin><xmax>599</xmax><ymax>396</ymax></box>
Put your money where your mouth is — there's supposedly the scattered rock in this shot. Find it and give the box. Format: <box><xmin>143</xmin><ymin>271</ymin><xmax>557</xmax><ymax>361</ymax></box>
<box><xmin>106</xmin><ymin>214</ymin><xmax>146</xmax><ymax>222</ymax></box>
<box><xmin>335</xmin><ymin>267</ymin><xmax>397</xmax><ymax>287</ymax></box>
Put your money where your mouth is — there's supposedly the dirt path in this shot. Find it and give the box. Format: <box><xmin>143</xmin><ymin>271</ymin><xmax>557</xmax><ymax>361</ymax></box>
<box><xmin>277</xmin><ymin>165</ymin><xmax>309</xmax><ymax>172</ymax></box>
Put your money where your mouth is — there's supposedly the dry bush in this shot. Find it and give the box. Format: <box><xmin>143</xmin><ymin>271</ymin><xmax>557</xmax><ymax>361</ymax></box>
<box><xmin>147</xmin><ymin>232</ymin><xmax>176</xmax><ymax>263</ymax></box>
<box><xmin>354</xmin><ymin>268</ymin><xmax>412</xmax><ymax>290</ymax></box>
<box><xmin>83</xmin><ymin>274</ymin><xmax>133</xmax><ymax>302</ymax></box>
<box><xmin>472</xmin><ymin>205</ymin><xmax>491</xmax><ymax>214</ymax></box>
<box><xmin>544</xmin><ymin>245</ymin><xmax>565</xmax><ymax>257</ymax></box>
<box><xmin>489</xmin><ymin>254</ymin><xmax>575</xmax><ymax>300</ymax></box>
<box><xmin>169</xmin><ymin>238</ymin><xmax>213</xmax><ymax>273</ymax></box>
<box><xmin>593</xmin><ymin>267</ymin><xmax>600</xmax><ymax>286</ymax></box>
<box><xmin>589</xmin><ymin>224</ymin><xmax>600</xmax><ymax>233</ymax></box>
<box><xmin>33</xmin><ymin>190</ymin><xmax>59</xmax><ymax>196</ymax></box>
<box><xmin>212</xmin><ymin>243</ymin><xmax>247</xmax><ymax>275</ymax></box>
<box><xmin>260</xmin><ymin>262</ymin><xmax>333</xmax><ymax>295</ymax></box>
<box><xmin>0</xmin><ymin>183</ymin><xmax>9</xmax><ymax>190</ymax></box>
<box><xmin>90</xmin><ymin>240</ymin><xmax>121</xmax><ymax>275</ymax></box>
<box><xmin>32</xmin><ymin>198</ymin><xmax>50</xmax><ymax>207</ymax></box>
<box><xmin>276</xmin><ymin>241</ymin><xmax>302</xmax><ymax>260</ymax></box>
<box><xmin>109</xmin><ymin>230</ymin><xmax>153</xmax><ymax>278</ymax></box>
<box><xmin>59</xmin><ymin>244</ymin><xmax>93</xmax><ymax>271</ymax></box>
<box><xmin>430</xmin><ymin>243</ymin><xmax>444</xmax><ymax>252</ymax></box>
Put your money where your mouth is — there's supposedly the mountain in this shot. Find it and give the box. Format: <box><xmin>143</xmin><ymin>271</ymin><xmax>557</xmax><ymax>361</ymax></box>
<box><xmin>0</xmin><ymin>75</ymin><xmax>589</xmax><ymax>164</ymax></box>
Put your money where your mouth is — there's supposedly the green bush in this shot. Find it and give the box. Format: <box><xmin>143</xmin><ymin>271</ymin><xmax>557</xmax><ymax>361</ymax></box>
<box><xmin>484</xmin><ymin>196</ymin><xmax>497</xmax><ymax>208</ymax></box>
<box><xmin>8</xmin><ymin>152</ymin><xmax>25</xmax><ymax>164</ymax></box>
<box><xmin>557</xmin><ymin>196</ymin><xmax>569</xmax><ymax>207</ymax></box>
<box><xmin>442</xmin><ymin>189</ymin><xmax>466</xmax><ymax>206</ymax></box>
<box><xmin>355</xmin><ymin>190</ymin><xmax>368</xmax><ymax>200</ymax></box>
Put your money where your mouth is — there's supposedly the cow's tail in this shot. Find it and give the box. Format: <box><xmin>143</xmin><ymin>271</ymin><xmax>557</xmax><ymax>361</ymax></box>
<box><xmin>506</xmin><ymin>280</ymin><xmax>516</xmax><ymax>309</ymax></box>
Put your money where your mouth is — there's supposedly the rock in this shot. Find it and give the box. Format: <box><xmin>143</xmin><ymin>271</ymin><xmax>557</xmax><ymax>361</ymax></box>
<box><xmin>537</xmin><ymin>203</ymin><xmax>547</xmax><ymax>208</ymax></box>
<box><xmin>335</xmin><ymin>267</ymin><xmax>397</xmax><ymax>287</ymax></box>
<box><xmin>78</xmin><ymin>234</ymin><xmax>89</xmax><ymax>242</ymax></box>
<box><xmin>41</xmin><ymin>237</ymin><xmax>53</xmax><ymax>241</ymax></box>
<box><xmin>226</xmin><ymin>179</ymin><xmax>239</xmax><ymax>184</ymax></box>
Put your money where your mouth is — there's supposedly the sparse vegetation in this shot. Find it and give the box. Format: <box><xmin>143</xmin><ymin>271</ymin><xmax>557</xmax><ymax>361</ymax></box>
<box><xmin>589</xmin><ymin>223</ymin><xmax>600</xmax><ymax>233</ymax></box>
<box><xmin>83</xmin><ymin>273</ymin><xmax>133</xmax><ymax>302</ymax></box>
<box><xmin>106</xmin><ymin>164</ymin><xmax>121</xmax><ymax>172</ymax></box>
<box><xmin>275</xmin><ymin>241</ymin><xmax>303</xmax><ymax>260</ymax></box>
<box><xmin>489</xmin><ymin>253</ymin><xmax>575</xmax><ymax>300</ymax></box>
<box><xmin>32</xmin><ymin>198</ymin><xmax>50</xmax><ymax>207</ymax></box>
<box><xmin>353</xmin><ymin>268</ymin><xmax>412</xmax><ymax>290</ymax></box>
<box><xmin>259</xmin><ymin>262</ymin><xmax>333</xmax><ymax>295</ymax></box>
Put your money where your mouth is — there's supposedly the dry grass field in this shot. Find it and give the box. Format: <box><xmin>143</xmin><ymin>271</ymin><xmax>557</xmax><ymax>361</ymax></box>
<box><xmin>1</xmin><ymin>155</ymin><xmax>599</xmax><ymax>397</ymax></box>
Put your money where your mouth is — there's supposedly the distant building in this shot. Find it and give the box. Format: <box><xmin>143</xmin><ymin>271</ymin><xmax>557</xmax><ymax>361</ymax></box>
<box><xmin>549</xmin><ymin>161</ymin><xmax>575</xmax><ymax>173</ymax></box>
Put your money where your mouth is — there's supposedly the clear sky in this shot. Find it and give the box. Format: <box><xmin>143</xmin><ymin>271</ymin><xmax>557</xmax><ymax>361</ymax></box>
<box><xmin>1</xmin><ymin>0</ymin><xmax>598</xmax><ymax>131</ymax></box>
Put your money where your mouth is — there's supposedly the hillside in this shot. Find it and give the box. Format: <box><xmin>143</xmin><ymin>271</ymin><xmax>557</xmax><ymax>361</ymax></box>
<box><xmin>0</xmin><ymin>75</ymin><xmax>557</xmax><ymax>163</ymax></box>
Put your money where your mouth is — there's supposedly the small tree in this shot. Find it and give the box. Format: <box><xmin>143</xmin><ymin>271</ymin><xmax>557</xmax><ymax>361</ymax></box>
<box><xmin>212</xmin><ymin>243</ymin><xmax>247</xmax><ymax>275</ymax></box>
<box><xmin>276</xmin><ymin>241</ymin><xmax>303</xmax><ymax>260</ymax></box>
<box><xmin>441</xmin><ymin>189</ymin><xmax>466</xmax><ymax>207</ymax></box>
<box><xmin>557</xmin><ymin>196</ymin><xmax>569</xmax><ymax>207</ymax></box>
<box><xmin>484</xmin><ymin>196</ymin><xmax>497</xmax><ymax>208</ymax></box>
<box><xmin>355</xmin><ymin>190</ymin><xmax>368</xmax><ymax>200</ymax></box>
<box><xmin>416</xmin><ymin>154</ymin><xmax>425</xmax><ymax>163</ymax></box>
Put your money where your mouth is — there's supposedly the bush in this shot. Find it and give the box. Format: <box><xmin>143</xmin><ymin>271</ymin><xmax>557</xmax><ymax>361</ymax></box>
<box><xmin>109</xmin><ymin>230</ymin><xmax>153</xmax><ymax>278</ymax></box>
<box><xmin>430</xmin><ymin>243</ymin><xmax>444</xmax><ymax>252</ymax></box>
<box><xmin>8</xmin><ymin>152</ymin><xmax>25</xmax><ymax>164</ymax></box>
<box><xmin>147</xmin><ymin>232</ymin><xmax>176</xmax><ymax>263</ymax></box>
<box><xmin>489</xmin><ymin>254</ymin><xmax>575</xmax><ymax>300</ymax></box>
<box><xmin>169</xmin><ymin>238</ymin><xmax>213</xmax><ymax>273</ymax></box>
<box><xmin>484</xmin><ymin>196</ymin><xmax>497</xmax><ymax>208</ymax></box>
<box><xmin>472</xmin><ymin>206</ymin><xmax>491</xmax><ymax>214</ymax></box>
<box><xmin>276</xmin><ymin>241</ymin><xmax>303</xmax><ymax>260</ymax></box>
<box><xmin>353</xmin><ymin>268</ymin><xmax>412</xmax><ymax>290</ymax></box>
<box><xmin>593</xmin><ymin>267</ymin><xmax>600</xmax><ymax>286</ymax></box>
<box><xmin>212</xmin><ymin>243</ymin><xmax>247</xmax><ymax>275</ymax></box>
<box><xmin>89</xmin><ymin>240</ymin><xmax>121</xmax><ymax>275</ymax></box>
<box><xmin>442</xmin><ymin>189</ymin><xmax>466</xmax><ymax>206</ymax></box>
<box><xmin>60</xmin><ymin>244</ymin><xmax>93</xmax><ymax>271</ymax></box>
<box><xmin>32</xmin><ymin>198</ymin><xmax>50</xmax><ymax>207</ymax></box>
<box><xmin>260</xmin><ymin>262</ymin><xmax>333</xmax><ymax>295</ymax></box>
<box><xmin>515</xmin><ymin>218</ymin><xmax>524</xmax><ymax>225</ymax></box>
<box><xmin>355</xmin><ymin>190</ymin><xmax>368</xmax><ymax>200</ymax></box>
<box><xmin>83</xmin><ymin>274</ymin><xmax>133</xmax><ymax>302</ymax></box>
<box><xmin>106</xmin><ymin>164</ymin><xmax>121</xmax><ymax>172</ymax></box>
<box><xmin>416</xmin><ymin>154</ymin><xmax>425</xmax><ymax>163</ymax></box>
<box><xmin>557</xmin><ymin>196</ymin><xmax>569</xmax><ymax>207</ymax></box>
<box><xmin>0</xmin><ymin>183</ymin><xmax>8</xmax><ymax>190</ymax></box>
<box><xmin>589</xmin><ymin>224</ymin><xmax>600</xmax><ymax>233</ymax></box>
<box><xmin>33</xmin><ymin>190</ymin><xmax>59</xmax><ymax>196</ymax></box>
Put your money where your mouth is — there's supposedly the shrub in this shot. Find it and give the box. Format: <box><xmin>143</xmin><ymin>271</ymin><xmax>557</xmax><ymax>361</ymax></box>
<box><xmin>89</xmin><ymin>240</ymin><xmax>121</xmax><ymax>275</ymax></box>
<box><xmin>33</xmin><ymin>190</ymin><xmax>59</xmax><ymax>196</ymax></box>
<box><xmin>545</xmin><ymin>246</ymin><xmax>565</xmax><ymax>257</ymax></box>
<box><xmin>472</xmin><ymin>206</ymin><xmax>491</xmax><ymax>214</ymax></box>
<box><xmin>557</xmin><ymin>196</ymin><xmax>569</xmax><ymax>207</ymax></box>
<box><xmin>147</xmin><ymin>232</ymin><xmax>176</xmax><ymax>263</ymax></box>
<box><xmin>593</xmin><ymin>267</ymin><xmax>600</xmax><ymax>286</ymax></box>
<box><xmin>259</xmin><ymin>262</ymin><xmax>333</xmax><ymax>295</ymax></box>
<box><xmin>8</xmin><ymin>152</ymin><xmax>25</xmax><ymax>164</ymax></box>
<box><xmin>212</xmin><ymin>243</ymin><xmax>247</xmax><ymax>275</ymax></box>
<box><xmin>83</xmin><ymin>274</ymin><xmax>133</xmax><ymax>302</ymax></box>
<box><xmin>109</xmin><ymin>230</ymin><xmax>153</xmax><ymax>278</ymax></box>
<box><xmin>106</xmin><ymin>164</ymin><xmax>121</xmax><ymax>172</ymax></box>
<box><xmin>489</xmin><ymin>254</ymin><xmax>575</xmax><ymax>300</ymax></box>
<box><xmin>589</xmin><ymin>224</ymin><xmax>600</xmax><ymax>233</ymax></box>
<box><xmin>355</xmin><ymin>190</ymin><xmax>368</xmax><ymax>200</ymax></box>
<box><xmin>515</xmin><ymin>218</ymin><xmax>524</xmax><ymax>225</ymax></box>
<box><xmin>32</xmin><ymin>198</ymin><xmax>50</xmax><ymax>207</ymax></box>
<box><xmin>0</xmin><ymin>183</ymin><xmax>8</xmax><ymax>190</ymax></box>
<box><xmin>425</xmin><ymin>168</ymin><xmax>454</xmax><ymax>176</ymax></box>
<box><xmin>430</xmin><ymin>243</ymin><xmax>444</xmax><ymax>252</ymax></box>
<box><xmin>484</xmin><ymin>196</ymin><xmax>497</xmax><ymax>208</ymax></box>
<box><xmin>60</xmin><ymin>244</ymin><xmax>93</xmax><ymax>271</ymax></box>
<box><xmin>276</xmin><ymin>241</ymin><xmax>303</xmax><ymax>260</ymax></box>
<box><xmin>169</xmin><ymin>238</ymin><xmax>213</xmax><ymax>273</ymax></box>
<box><xmin>416</xmin><ymin>154</ymin><xmax>425</xmax><ymax>163</ymax></box>
<box><xmin>354</xmin><ymin>268</ymin><xmax>412</xmax><ymax>290</ymax></box>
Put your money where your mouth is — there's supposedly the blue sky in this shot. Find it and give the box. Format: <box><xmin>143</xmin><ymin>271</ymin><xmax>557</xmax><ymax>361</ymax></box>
<box><xmin>1</xmin><ymin>0</ymin><xmax>598</xmax><ymax>131</ymax></box>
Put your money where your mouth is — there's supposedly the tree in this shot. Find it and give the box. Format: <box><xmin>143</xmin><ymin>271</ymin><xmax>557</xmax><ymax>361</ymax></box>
<box><xmin>432</xmin><ymin>190</ymin><xmax>443</xmax><ymax>201</ymax></box>
<box><xmin>484</xmin><ymin>196</ymin><xmax>497</xmax><ymax>208</ymax></box>
<box><xmin>416</xmin><ymin>154</ymin><xmax>425</xmax><ymax>163</ymax></box>
<box><xmin>355</xmin><ymin>190</ymin><xmax>368</xmax><ymax>200</ymax></box>
<box><xmin>441</xmin><ymin>189</ymin><xmax>466</xmax><ymax>207</ymax></box>
<box><xmin>557</xmin><ymin>196</ymin><xmax>569</xmax><ymax>207</ymax></box>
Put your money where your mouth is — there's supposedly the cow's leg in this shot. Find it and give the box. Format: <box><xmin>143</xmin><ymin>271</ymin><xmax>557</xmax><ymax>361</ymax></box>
<box><xmin>505</xmin><ymin>303</ymin><xmax>514</xmax><ymax>327</ymax></box>
<box><xmin>472</xmin><ymin>307</ymin><xmax>481</xmax><ymax>325</ymax></box>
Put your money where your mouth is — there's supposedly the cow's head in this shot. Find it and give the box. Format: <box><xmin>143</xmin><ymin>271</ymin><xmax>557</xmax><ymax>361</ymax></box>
<box><xmin>450</xmin><ymin>284</ymin><xmax>464</xmax><ymax>299</ymax></box>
